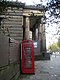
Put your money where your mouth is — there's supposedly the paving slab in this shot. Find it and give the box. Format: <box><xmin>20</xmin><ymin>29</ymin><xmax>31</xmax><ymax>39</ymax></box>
<box><xmin>20</xmin><ymin>53</ymin><xmax>60</xmax><ymax>80</ymax></box>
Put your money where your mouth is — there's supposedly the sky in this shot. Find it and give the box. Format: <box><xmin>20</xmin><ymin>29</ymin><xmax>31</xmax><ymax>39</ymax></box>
<box><xmin>45</xmin><ymin>11</ymin><xmax>60</xmax><ymax>48</ymax></box>
<box><xmin>46</xmin><ymin>23</ymin><xmax>59</xmax><ymax>48</ymax></box>
<box><xmin>9</xmin><ymin>0</ymin><xmax>48</xmax><ymax>5</ymax></box>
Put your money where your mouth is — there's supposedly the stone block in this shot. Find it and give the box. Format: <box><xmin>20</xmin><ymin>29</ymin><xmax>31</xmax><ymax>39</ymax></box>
<box><xmin>9</xmin><ymin>38</ymin><xmax>20</xmax><ymax>63</ymax></box>
<box><xmin>0</xmin><ymin>34</ymin><xmax>9</xmax><ymax>67</ymax></box>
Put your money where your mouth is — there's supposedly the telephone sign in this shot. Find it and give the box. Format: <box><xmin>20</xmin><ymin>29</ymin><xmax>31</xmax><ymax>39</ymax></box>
<box><xmin>22</xmin><ymin>40</ymin><xmax>35</xmax><ymax>74</ymax></box>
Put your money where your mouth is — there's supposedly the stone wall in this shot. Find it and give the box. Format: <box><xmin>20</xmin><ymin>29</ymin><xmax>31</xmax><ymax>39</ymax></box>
<box><xmin>0</xmin><ymin>34</ymin><xmax>20</xmax><ymax>80</ymax></box>
<box><xmin>0</xmin><ymin>7</ymin><xmax>23</xmax><ymax>43</ymax></box>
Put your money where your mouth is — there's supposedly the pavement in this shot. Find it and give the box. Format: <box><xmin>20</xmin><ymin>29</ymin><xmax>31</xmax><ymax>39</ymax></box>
<box><xmin>20</xmin><ymin>53</ymin><xmax>60</xmax><ymax>80</ymax></box>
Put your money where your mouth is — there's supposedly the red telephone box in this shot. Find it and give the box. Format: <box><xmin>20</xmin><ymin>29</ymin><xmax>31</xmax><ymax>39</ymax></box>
<box><xmin>22</xmin><ymin>40</ymin><xmax>35</xmax><ymax>74</ymax></box>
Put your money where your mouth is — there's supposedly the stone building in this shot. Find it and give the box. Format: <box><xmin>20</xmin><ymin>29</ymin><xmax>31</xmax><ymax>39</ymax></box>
<box><xmin>0</xmin><ymin>1</ymin><xmax>46</xmax><ymax>55</ymax></box>
<box><xmin>0</xmin><ymin>1</ymin><xmax>46</xmax><ymax>80</ymax></box>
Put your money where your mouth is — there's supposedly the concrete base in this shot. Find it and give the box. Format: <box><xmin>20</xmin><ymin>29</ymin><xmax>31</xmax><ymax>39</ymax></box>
<box><xmin>34</xmin><ymin>53</ymin><xmax>51</xmax><ymax>61</ymax></box>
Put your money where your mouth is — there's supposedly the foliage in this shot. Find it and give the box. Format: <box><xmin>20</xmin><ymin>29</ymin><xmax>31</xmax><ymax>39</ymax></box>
<box><xmin>48</xmin><ymin>42</ymin><xmax>58</xmax><ymax>52</ymax></box>
<box><xmin>45</xmin><ymin>0</ymin><xmax>60</xmax><ymax>29</ymax></box>
<box><xmin>48</xmin><ymin>34</ymin><xmax>60</xmax><ymax>52</ymax></box>
<box><xmin>57</xmin><ymin>37</ymin><xmax>60</xmax><ymax>48</ymax></box>
<box><xmin>47</xmin><ymin>0</ymin><xmax>60</xmax><ymax>18</ymax></box>
<box><xmin>45</xmin><ymin>0</ymin><xmax>60</xmax><ymax>41</ymax></box>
